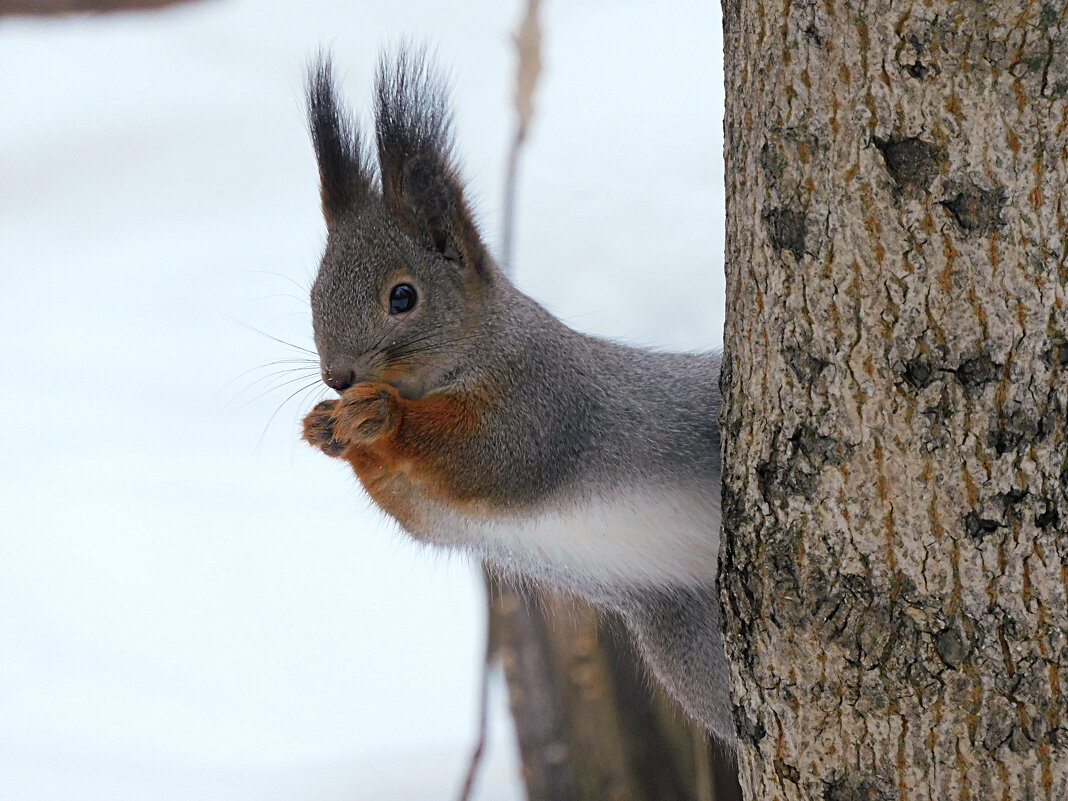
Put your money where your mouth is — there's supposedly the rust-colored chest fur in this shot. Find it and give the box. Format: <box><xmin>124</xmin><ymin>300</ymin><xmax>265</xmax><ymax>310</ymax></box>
<box><xmin>305</xmin><ymin>382</ymin><xmax>495</xmax><ymax>532</ymax></box>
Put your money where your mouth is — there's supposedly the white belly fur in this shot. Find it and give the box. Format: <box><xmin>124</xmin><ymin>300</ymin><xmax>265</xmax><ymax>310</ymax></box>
<box><xmin>427</xmin><ymin>484</ymin><xmax>720</xmax><ymax>591</ymax></box>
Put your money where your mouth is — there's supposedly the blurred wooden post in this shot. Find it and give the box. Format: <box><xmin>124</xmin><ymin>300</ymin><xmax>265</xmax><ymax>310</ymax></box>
<box><xmin>489</xmin><ymin>574</ymin><xmax>734</xmax><ymax>801</ymax></box>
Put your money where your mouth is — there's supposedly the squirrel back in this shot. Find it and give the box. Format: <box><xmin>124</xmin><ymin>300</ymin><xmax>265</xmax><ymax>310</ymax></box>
<box><xmin>300</xmin><ymin>50</ymin><xmax>732</xmax><ymax>745</ymax></box>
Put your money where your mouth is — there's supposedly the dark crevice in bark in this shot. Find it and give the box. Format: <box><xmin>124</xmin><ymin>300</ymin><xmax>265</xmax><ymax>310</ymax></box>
<box><xmin>953</xmin><ymin>354</ymin><xmax>1000</xmax><ymax>388</ymax></box>
<box><xmin>762</xmin><ymin>207</ymin><xmax>808</xmax><ymax>260</ymax></box>
<box><xmin>822</xmin><ymin>770</ymin><xmax>896</xmax><ymax>801</ymax></box>
<box><xmin>902</xmin><ymin>358</ymin><xmax>935</xmax><ymax>387</ymax></box>
<box><xmin>963</xmin><ymin>511</ymin><xmax>1004</xmax><ymax>540</ymax></box>
<box><xmin>941</xmin><ymin>181</ymin><xmax>1006</xmax><ymax>234</ymax></box>
<box><xmin>873</xmin><ymin>136</ymin><xmax>946</xmax><ymax>190</ymax></box>
<box><xmin>903</xmin><ymin>60</ymin><xmax>930</xmax><ymax>79</ymax></box>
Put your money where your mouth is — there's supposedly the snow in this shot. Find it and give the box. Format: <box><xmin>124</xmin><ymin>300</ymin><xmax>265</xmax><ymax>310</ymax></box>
<box><xmin>0</xmin><ymin>0</ymin><xmax>723</xmax><ymax>798</ymax></box>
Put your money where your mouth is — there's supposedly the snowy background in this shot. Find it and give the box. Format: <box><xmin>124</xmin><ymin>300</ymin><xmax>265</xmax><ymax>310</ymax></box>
<box><xmin>0</xmin><ymin>1</ymin><xmax>724</xmax><ymax>799</ymax></box>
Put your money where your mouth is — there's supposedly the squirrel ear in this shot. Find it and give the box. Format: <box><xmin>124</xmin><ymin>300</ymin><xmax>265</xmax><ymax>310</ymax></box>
<box><xmin>307</xmin><ymin>55</ymin><xmax>373</xmax><ymax>226</ymax></box>
<box><xmin>374</xmin><ymin>48</ymin><xmax>488</xmax><ymax>273</ymax></box>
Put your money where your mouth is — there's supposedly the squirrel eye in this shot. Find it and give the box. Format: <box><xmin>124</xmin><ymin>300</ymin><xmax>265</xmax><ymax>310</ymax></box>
<box><xmin>388</xmin><ymin>283</ymin><xmax>417</xmax><ymax>315</ymax></box>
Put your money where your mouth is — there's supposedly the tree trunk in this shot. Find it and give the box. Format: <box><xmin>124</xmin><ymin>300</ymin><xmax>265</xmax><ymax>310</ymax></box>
<box><xmin>720</xmin><ymin>0</ymin><xmax>1068</xmax><ymax>798</ymax></box>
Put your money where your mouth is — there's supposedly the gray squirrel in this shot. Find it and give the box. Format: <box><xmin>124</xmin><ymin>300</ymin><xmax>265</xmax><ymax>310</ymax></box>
<box><xmin>300</xmin><ymin>50</ymin><xmax>733</xmax><ymax>746</ymax></box>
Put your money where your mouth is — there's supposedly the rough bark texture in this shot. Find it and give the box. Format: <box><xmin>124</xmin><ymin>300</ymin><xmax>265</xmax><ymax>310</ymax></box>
<box><xmin>721</xmin><ymin>0</ymin><xmax>1068</xmax><ymax>798</ymax></box>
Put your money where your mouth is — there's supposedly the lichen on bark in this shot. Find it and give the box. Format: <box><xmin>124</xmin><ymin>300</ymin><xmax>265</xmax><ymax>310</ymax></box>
<box><xmin>720</xmin><ymin>1</ymin><xmax>1068</xmax><ymax>798</ymax></box>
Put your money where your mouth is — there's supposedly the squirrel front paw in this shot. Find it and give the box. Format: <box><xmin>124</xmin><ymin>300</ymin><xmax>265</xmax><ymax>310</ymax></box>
<box><xmin>302</xmin><ymin>382</ymin><xmax>401</xmax><ymax>457</ymax></box>
<box><xmin>302</xmin><ymin>399</ymin><xmax>347</xmax><ymax>456</ymax></box>
<box><xmin>334</xmin><ymin>382</ymin><xmax>401</xmax><ymax>443</ymax></box>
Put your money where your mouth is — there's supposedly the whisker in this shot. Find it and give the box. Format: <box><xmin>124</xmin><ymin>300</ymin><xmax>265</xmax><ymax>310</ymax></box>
<box><xmin>219</xmin><ymin>358</ymin><xmax>319</xmax><ymax>393</ymax></box>
<box><xmin>256</xmin><ymin>292</ymin><xmax>311</xmax><ymax>307</ymax></box>
<box><xmin>230</xmin><ymin>318</ymin><xmax>317</xmax><ymax>355</ymax></box>
<box><xmin>237</xmin><ymin>371</ymin><xmax>326</xmax><ymax>411</ymax></box>
<box><xmin>259</xmin><ymin>378</ymin><xmax>325</xmax><ymax>446</ymax></box>
<box><xmin>365</xmin><ymin>314</ymin><xmax>403</xmax><ymax>354</ymax></box>
<box><xmin>388</xmin><ymin>333</ymin><xmax>485</xmax><ymax>360</ymax></box>
<box><xmin>385</xmin><ymin>328</ymin><xmax>455</xmax><ymax>352</ymax></box>
<box><xmin>223</xmin><ymin>365</ymin><xmax>321</xmax><ymax>410</ymax></box>
<box><xmin>242</xmin><ymin>270</ymin><xmax>312</xmax><ymax>295</ymax></box>
<box><xmin>383</xmin><ymin>357</ymin><xmax>433</xmax><ymax>370</ymax></box>
<box><xmin>260</xmin><ymin>381</ymin><xmax>331</xmax><ymax>451</ymax></box>
<box><xmin>389</xmin><ymin>330</ymin><xmax>485</xmax><ymax>353</ymax></box>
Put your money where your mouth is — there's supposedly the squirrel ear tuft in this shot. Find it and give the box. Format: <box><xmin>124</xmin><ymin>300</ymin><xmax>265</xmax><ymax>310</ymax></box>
<box><xmin>307</xmin><ymin>55</ymin><xmax>373</xmax><ymax>226</ymax></box>
<box><xmin>375</xmin><ymin>47</ymin><xmax>488</xmax><ymax>273</ymax></box>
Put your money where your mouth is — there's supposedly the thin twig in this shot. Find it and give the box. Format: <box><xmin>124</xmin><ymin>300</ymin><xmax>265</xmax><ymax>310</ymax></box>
<box><xmin>500</xmin><ymin>0</ymin><xmax>542</xmax><ymax>274</ymax></box>
<box><xmin>456</xmin><ymin>566</ymin><xmax>501</xmax><ymax>801</ymax></box>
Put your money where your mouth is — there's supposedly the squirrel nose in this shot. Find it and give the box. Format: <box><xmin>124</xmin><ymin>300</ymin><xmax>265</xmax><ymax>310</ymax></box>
<box><xmin>322</xmin><ymin>365</ymin><xmax>356</xmax><ymax>392</ymax></box>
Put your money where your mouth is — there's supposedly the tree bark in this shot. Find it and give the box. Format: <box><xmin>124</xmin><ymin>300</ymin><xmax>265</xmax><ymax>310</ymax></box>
<box><xmin>720</xmin><ymin>0</ymin><xmax>1068</xmax><ymax>798</ymax></box>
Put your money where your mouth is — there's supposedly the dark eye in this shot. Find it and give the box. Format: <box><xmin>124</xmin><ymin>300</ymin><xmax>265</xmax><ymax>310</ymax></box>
<box><xmin>388</xmin><ymin>283</ymin><xmax>417</xmax><ymax>315</ymax></box>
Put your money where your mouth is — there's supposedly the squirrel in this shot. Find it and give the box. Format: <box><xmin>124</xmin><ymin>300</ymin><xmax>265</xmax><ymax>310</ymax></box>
<box><xmin>300</xmin><ymin>50</ymin><xmax>732</xmax><ymax>746</ymax></box>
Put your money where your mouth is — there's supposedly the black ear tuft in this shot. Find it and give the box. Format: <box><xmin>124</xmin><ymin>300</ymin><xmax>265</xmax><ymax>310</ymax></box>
<box><xmin>375</xmin><ymin>47</ymin><xmax>488</xmax><ymax>272</ymax></box>
<box><xmin>307</xmin><ymin>54</ymin><xmax>373</xmax><ymax>225</ymax></box>
<box><xmin>375</xmin><ymin>45</ymin><xmax>454</xmax><ymax>185</ymax></box>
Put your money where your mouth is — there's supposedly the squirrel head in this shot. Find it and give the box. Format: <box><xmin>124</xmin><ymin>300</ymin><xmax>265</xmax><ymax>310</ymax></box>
<box><xmin>307</xmin><ymin>50</ymin><xmax>495</xmax><ymax>400</ymax></box>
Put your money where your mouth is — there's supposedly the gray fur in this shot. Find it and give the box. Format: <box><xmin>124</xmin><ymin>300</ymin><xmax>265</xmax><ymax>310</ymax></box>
<box><xmin>305</xmin><ymin>51</ymin><xmax>733</xmax><ymax>746</ymax></box>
